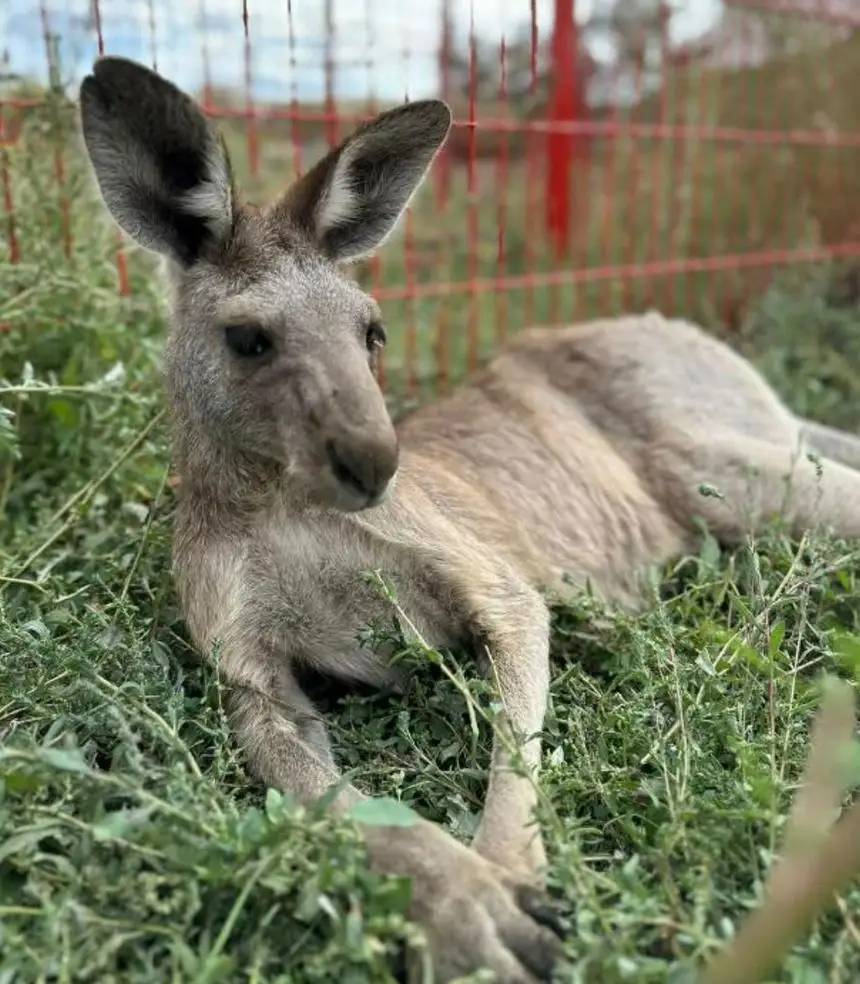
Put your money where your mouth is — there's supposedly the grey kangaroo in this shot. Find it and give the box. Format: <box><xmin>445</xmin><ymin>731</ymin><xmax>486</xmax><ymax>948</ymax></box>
<box><xmin>79</xmin><ymin>56</ymin><xmax>860</xmax><ymax>983</ymax></box>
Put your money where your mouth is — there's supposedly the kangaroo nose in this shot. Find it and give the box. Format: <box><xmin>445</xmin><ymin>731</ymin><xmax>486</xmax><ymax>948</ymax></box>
<box><xmin>326</xmin><ymin>438</ymin><xmax>398</xmax><ymax>504</ymax></box>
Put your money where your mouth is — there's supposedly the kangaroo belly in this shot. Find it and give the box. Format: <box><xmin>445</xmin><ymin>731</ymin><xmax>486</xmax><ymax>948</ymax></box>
<box><xmin>399</xmin><ymin>364</ymin><xmax>689</xmax><ymax>608</ymax></box>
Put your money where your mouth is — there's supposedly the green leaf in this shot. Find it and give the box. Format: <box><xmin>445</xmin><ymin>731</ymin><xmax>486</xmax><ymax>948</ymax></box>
<box><xmin>21</xmin><ymin>619</ymin><xmax>50</xmax><ymax>641</ymax></box>
<box><xmin>731</xmin><ymin>640</ymin><xmax>769</xmax><ymax>673</ymax></box>
<box><xmin>39</xmin><ymin>747</ymin><xmax>89</xmax><ymax>774</ymax></box>
<box><xmin>265</xmin><ymin>787</ymin><xmax>284</xmax><ymax>820</ymax></box>
<box><xmin>699</xmin><ymin>533</ymin><xmax>721</xmax><ymax>569</ymax></box>
<box><xmin>2</xmin><ymin>771</ymin><xmax>43</xmax><ymax>795</ymax></box>
<box><xmin>831</xmin><ymin>630</ymin><xmax>860</xmax><ymax>680</ymax></box>
<box><xmin>666</xmin><ymin>967</ymin><xmax>698</xmax><ymax>984</ymax></box>
<box><xmin>0</xmin><ymin>824</ymin><xmax>65</xmax><ymax>865</ymax></box>
<box><xmin>91</xmin><ymin>806</ymin><xmax>153</xmax><ymax>841</ymax></box>
<box><xmin>834</xmin><ymin>738</ymin><xmax>860</xmax><ymax>788</ymax></box>
<box><xmin>347</xmin><ymin>797</ymin><xmax>417</xmax><ymax>829</ymax></box>
<box><xmin>369</xmin><ymin>874</ymin><xmax>413</xmax><ymax>918</ymax></box>
<box><xmin>768</xmin><ymin>620</ymin><xmax>786</xmax><ymax>657</ymax></box>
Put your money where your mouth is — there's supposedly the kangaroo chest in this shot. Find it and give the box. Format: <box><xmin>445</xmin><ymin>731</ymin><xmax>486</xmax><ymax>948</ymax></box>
<box><xmin>255</xmin><ymin>514</ymin><xmax>464</xmax><ymax>687</ymax></box>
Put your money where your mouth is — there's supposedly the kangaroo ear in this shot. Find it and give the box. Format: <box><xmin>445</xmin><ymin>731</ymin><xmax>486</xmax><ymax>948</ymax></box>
<box><xmin>79</xmin><ymin>56</ymin><xmax>236</xmax><ymax>266</ymax></box>
<box><xmin>275</xmin><ymin>100</ymin><xmax>452</xmax><ymax>264</ymax></box>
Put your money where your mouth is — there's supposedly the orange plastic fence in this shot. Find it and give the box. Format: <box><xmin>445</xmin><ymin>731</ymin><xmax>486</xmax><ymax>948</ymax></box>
<box><xmin>2</xmin><ymin>0</ymin><xmax>860</xmax><ymax>400</ymax></box>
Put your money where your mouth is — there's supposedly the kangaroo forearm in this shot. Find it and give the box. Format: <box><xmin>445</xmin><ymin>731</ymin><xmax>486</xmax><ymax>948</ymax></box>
<box><xmin>227</xmin><ymin>689</ymin><xmax>364</xmax><ymax>811</ymax></box>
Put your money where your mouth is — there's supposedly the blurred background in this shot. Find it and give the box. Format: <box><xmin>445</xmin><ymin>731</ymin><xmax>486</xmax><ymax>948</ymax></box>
<box><xmin>3</xmin><ymin>0</ymin><xmax>860</xmax><ymax>406</ymax></box>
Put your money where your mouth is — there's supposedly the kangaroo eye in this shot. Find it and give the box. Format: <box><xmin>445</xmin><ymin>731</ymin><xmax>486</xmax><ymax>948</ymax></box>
<box><xmin>225</xmin><ymin>323</ymin><xmax>273</xmax><ymax>359</ymax></box>
<box><xmin>366</xmin><ymin>321</ymin><xmax>387</xmax><ymax>352</ymax></box>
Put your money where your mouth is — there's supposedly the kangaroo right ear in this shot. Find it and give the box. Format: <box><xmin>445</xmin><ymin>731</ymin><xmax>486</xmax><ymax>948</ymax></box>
<box><xmin>79</xmin><ymin>56</ymin><xmax>236</xmax><ymax>266</ymax></box>
<box><xmin>275</xmin><ymin>99</ymin><xmax>452</xmax><ymax>264</ymax></box>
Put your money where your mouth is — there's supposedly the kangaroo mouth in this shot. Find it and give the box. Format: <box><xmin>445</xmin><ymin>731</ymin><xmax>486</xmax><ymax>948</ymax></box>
<box><xmin>324</xmin><ymin>439</ymin><xmax>396</xmax><ymax>512</ymax></box>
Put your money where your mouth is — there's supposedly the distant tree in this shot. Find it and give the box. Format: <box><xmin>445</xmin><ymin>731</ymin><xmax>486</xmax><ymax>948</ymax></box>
<box><xmin>442</xmin><ymin>0</ymin><xmax>673</xmax><ymax>114</ymax></box>
<box><xmin>586</xmin><ymin>0</ymin><xmax>668</xmax><ymax>104</ymax></box>
<box><xmin>441</xmin><ymin>15</ymin><xmax>564</xmax><ymax>114</ymax></box>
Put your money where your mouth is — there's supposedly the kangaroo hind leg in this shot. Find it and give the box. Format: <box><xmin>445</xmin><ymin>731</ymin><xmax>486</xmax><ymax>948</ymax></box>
<box><xmin>656</xmin><ymin>432</ymin><xmax>860</xmax><ymax>545</ymax></box>
<box><xmin>800</xmin><ymin>419</ymin><xmax>860</xmax><ymax>473</ymax></box>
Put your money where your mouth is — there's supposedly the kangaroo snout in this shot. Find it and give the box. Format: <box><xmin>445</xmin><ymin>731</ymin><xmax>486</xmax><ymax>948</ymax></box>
<box><xmin>325</xmin><ymin>432</ymin><xmax>399</xmax><ymax>509</ymax></box>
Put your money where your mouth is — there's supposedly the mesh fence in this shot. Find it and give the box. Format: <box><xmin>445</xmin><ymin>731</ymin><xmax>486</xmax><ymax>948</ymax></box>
<box><xmin>2</xmin><ymin>0</ymin><xmax>859</xmax><ymax>402</ymax></box>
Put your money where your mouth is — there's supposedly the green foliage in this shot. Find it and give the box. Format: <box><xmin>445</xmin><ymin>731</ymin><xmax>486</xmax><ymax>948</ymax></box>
<box><xmin>2</xmin><ymin>94</ymin><xmax>860</xmax><ymax>984</ymax></box>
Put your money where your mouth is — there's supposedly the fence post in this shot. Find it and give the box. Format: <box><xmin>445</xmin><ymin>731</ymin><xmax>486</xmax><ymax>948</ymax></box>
<box><xmin>436</xmin><ymin>0</ymin><xmax>452</xmax><ymax>210</ymax></box>
<box><xmin>546</xmin><ymin>0</ymin><xmax>584</xmax><ymax>260</ymax></box>
<box><xmin>324</xmin><ymin>0</ymin><xmax>338</xmax><ymax>147</ymax></box>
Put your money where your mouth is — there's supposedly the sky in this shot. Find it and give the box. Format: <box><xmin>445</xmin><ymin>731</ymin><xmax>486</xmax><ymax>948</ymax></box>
<box><xmin>3</xmin><ymin>0</ymin><xmax>724</xmax><ymax>102</ymax></box>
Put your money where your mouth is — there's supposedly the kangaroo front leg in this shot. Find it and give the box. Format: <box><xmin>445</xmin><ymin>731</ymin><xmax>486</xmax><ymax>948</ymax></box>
<box><xmin>225</xmin><ymin>656</ymin><xmax>363</xmax><ymax>809</ymax></box>
<box><xmin>223</xmin><ymin>639</ymin><xmax>563</xmax><ymax>983</ymax></box>
<box><xmin>470</xmin><ymin>588</ymin><xmax>552</xmax><ymax>882</ymax></box>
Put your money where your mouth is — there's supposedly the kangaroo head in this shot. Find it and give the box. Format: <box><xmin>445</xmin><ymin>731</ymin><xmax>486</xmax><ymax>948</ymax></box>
<box><xmin>78</xmin><ymin>56</ymin><xmax>451</xmax><ymax>511</ymax></box>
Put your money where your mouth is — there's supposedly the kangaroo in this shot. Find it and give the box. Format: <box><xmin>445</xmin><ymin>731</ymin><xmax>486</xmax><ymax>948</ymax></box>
<box><xmin>78</xmin><ymin>56</ymin><xmax>860</xmax><ymax>984</ymax></box>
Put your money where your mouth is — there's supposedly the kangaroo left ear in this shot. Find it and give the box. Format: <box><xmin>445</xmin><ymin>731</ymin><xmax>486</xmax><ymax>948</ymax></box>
<box><xmin>274</xmin><ymin>99</ymin><xmax>453</xmax><ymax>264</ymax></box>
<box><xmin>79</xmin><ymin>55</ymin><xmax>236</xmax><ymax>266</ymax></box>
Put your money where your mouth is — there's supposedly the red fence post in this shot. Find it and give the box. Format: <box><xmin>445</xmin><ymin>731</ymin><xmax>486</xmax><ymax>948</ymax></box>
<box><xmin>436</xmin><ymin>0</ymin><xmax>452</xmax><ymax>211</ymax></box>
<box><xmin>0</xmin><ymin>107</ymin><xmax>19</xmax><ymax>266</ymax></box>
<box><xmin>546</xmin><ymin>0</ymin><xmax>584</xmax><ymax>260</ymax></box>
<box><xmin>324</xmin><ymin>0</ymin><xmax>338</xmax><ymax>148</ymax></box>
<box><xmin>241</xmin><ymin>0</ymin><xmax>260</xmax><ymax>179</ymax></box>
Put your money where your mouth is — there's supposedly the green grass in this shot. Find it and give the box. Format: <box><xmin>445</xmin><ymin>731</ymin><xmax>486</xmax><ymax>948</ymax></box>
<box><xmin>2</xmin><ymin>97</ymin><xmax>860</xmax><ymax>983</ymax></box>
